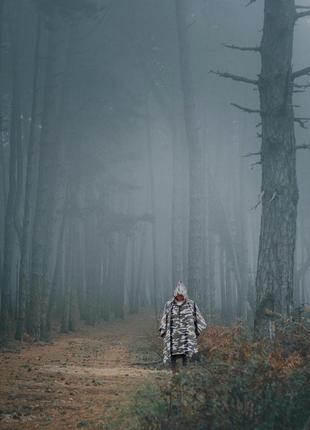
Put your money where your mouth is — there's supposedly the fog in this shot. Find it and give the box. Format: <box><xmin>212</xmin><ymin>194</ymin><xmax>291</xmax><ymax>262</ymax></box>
<box><xmin>1</xmin><ymin>0</ymin><xmax>310</xmax><ymax>340</ymax></box>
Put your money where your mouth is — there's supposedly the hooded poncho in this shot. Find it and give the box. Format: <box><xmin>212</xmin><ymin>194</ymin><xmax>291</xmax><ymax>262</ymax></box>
<box><xmin>159</xmin><ymin>282</ymin><xmax>207</xmax><ymax>363</ymax></box>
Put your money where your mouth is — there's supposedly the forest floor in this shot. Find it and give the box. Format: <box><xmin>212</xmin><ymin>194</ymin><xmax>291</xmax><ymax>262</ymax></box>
<box><xmin>0</xmin><ymin>311</ymin><xmax>166</xmax><ymax>430</ymax></box>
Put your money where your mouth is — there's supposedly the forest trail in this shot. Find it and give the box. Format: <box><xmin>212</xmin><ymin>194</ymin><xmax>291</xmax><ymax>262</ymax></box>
<box><xmin>0</xmin><ymin>312</ymin><xmax>165</xmax><ymax>429</ymax></box>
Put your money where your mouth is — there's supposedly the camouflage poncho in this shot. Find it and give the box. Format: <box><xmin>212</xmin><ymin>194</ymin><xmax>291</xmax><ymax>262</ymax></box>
<box><xmin>159</xmin><ymin>293</ymin><xmax>207</xmax><ymax>364</ymax></box>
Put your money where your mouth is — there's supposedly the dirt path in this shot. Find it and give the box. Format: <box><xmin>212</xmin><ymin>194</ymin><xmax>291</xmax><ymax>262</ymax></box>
<box><xmin>0</xmin><ymin>312</ymin><xmax>166</xmax><ymax>429</ymax></box>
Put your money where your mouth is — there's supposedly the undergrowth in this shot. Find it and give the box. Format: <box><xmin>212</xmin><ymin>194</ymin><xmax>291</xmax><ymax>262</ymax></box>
<box><xmin>130</xmin><ymin>317</ymin><xmax>310</xmax><ymax>430</ymax></box>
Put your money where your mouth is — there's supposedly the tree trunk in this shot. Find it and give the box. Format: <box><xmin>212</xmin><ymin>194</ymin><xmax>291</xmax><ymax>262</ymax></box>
<box><xmin>28</xmin><ymin>10</ymin><xmax>66</xmax><ymax>339</ymax></box>
<box><xmin>0</xmin><ymin>1</ymin><xmax>21</xmax><ymax>341</ymax></box>
<box><xmin>254</xmin><ymin>0</ymin><xmax>298</xmax><ymax>337</ymax></box>
<box><xmin>145</xmin><ymin>95</ymin><xmax>158</xmax><ymax>316</ymax></box>
<box><xmin>46</xmin><ymin>207</ymin><xmax>66</xmax><ymax>334</ymax></box>
<box><xmin>175</xmin><ymin>0</ymin><xmax>204</xmax><ymax>301</ymax></box>
<box><xmin>171</xmin><ymin>113</ymin><xmax>185</xmax><ymax>289</ymax></box>
<box><xmin>15</xmin><ymin>12</ymin><xmax>42</xmax><ymax>340</ymax></box>
<box><xmin>114</xmin><ymin>232</ymin><xmax>127</xmax><ymax>319</ymax></box>
<box><xmin>128</xmin><ymin>234</ymin><xmax>139</xmax><ymax>314</ymax></box>
<box><xmin>0</xmin><ymin>0</ymin><xmax>7</xmax><ymax>215</ymax></box>
<box><xmin>207</xmin><ymin>231</ymin><xmax>215</xmax><ymax>321</ymax></box>
<box><xmin>40</xmin><ymin>31</ymin><xmax>71</xmax><ymax>340</ymax></box>
<box><xmin>233</xmin><ymin>122</ymin><xmax>248</xmax><ymax>320</ymax></box>
<box><xmin>220</xmin><ymin>241</ymin><xmax>226</xmax><ymax>322</ymax></box>
<box><xmin>61</xmin><ymin>222</ymin><xmax>72</xmax><ymax>333</ymax></box>
<box><xmin>225</xmin><ymin>254</ymin><xmax>233</xmax><ymax>324</ymax></box>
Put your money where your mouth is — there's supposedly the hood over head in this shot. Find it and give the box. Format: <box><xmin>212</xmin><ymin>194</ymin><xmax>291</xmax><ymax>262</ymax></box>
<box><xmin>173</xmin><ymin>281</ymin><xmax>188</xmax><ymax>301</ymax></box>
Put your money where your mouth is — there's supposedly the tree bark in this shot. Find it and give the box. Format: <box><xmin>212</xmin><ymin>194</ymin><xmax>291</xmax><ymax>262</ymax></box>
<box><xmin>171</xmin><ymin>117</ymin><xmax>185</xmax><ymax>289</ymax></box>
<box><xmin>28</xmin><ymin>10</ymin><xmax>66</xmax><ymax>340</ymax></box>
<box><xmin>175</xmin><ymin>0</ymin><xmax>204</xmax><ymax>300</ymax></box>
<box><xmin>46</xmin><ymin>205</ymin><xmax>66</xmax><ymax>334</ymax></box>
<box><xmin>0</xmin><ymin>0</ymin><xmax>6</xmax><ymax>207</ymax></box>
<box><xmin>233</xmin><ymin>122</ymin><xmax>247</xmax><ymax>320</ymax></box>
<box><xmin>15</xmin><ymin>11</ymin><xmax>42</xmax><ymax>340</ymax></box>
<box><xmin>254</xmin><ymin>0</ymin><xmax>298</xmax><ymax>337</ymax></box>
<box><xmin>0</xmin><ymin>1</ymin><xmax>21</xmax><ymax>341</ymax></box>
<box><xmin>145</xmin><ymin>95</ymin><xmax>158</xmax><ymax>316</ymax></box>
<box><xmin>220</xmin><ymin>241</ymin><xmax>226</xmax><ymax>322</ymax></box>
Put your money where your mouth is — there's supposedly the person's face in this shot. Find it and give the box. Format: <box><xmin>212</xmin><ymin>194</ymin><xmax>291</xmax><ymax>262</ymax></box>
<box><xmin>175</xmin><ymin>294</ymin><xmax>185</xmax><ymax>301</ymax></box>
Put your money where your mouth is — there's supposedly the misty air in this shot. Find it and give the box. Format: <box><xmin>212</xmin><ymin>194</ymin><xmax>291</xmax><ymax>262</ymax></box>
<box><xmin>0</xmin><ymin>0</ymin><xmax>310</xmax><ymax>429</ymax></box>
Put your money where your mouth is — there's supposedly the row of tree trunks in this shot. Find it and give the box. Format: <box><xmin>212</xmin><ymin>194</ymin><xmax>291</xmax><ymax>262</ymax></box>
<box><xmin>1</xmin><ymin>0</ymin><xmax>159</xmax><ymax>342</ymax></box>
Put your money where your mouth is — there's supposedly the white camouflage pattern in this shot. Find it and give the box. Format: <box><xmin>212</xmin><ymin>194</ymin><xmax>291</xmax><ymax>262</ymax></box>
<box><xmin>159</xmin><ymin>285</ymin><xmax>207</xmax><ymax>363</ymax></box>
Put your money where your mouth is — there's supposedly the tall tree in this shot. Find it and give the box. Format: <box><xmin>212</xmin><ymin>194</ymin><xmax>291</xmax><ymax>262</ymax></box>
<box><xmin>175</xmin><ymin>0</ymin><xmax>204</xmax><ymax>301</ymax></box>
<box><xmin>254</xmin><ymin>0</ymin><xmax>305</xmax><ymax>337</ymax></box>
<box><xmin>0</xmin><ymin>0</ymin><xmax>22</xmax><ymax>342</ymax></box>
<box><xmin>28</xmin><ymin>7</ymin><xmax>68</xmax><ymax>340</ymax></box>
<box><xmin>216</xmin><ymin>0</ymin><xmax>310</xmax><ymax>336</ymax></box>
<box><xmin>15</xmin><ymin>10</ymin><xmax>42</xmax><ymax>340</ymax></box>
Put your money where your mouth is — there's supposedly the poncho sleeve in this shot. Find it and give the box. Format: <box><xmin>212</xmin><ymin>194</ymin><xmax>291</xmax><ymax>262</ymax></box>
<box><xmin>194</xmin><ymin>302</ymin><xmax>207</xmax><ymax>336</ymax></box>
<box><xmin>158</xmin><ymin>302</ymin><xmax>169</xmax><ymax>337</ymax></box>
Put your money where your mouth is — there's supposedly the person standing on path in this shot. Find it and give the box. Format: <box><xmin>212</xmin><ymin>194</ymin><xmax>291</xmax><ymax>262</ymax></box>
<box><xmin>159</xmin><ymin>281</ymin><xmax>207</xmax><ymax>372</ymax></box>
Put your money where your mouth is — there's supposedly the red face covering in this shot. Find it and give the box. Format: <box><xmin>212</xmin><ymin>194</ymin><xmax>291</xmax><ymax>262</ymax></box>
<box><xmin>175</xmin><ymin>294</ymin><xmax>185</xmax><ymax>302</ymax></box>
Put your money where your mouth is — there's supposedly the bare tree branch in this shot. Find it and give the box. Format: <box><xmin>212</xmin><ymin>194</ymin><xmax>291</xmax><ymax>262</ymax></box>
<box><xmin>231</xmin><ymin>102</ymin><xmax>261</xmax><ymax>114</ymax></box>
<box><xmin>293</xmin><ymin>82</ymin><xmax>310</xmax><ymax>89</ymax></box>
<box><xmin>242</xmin><ymin>151</ymin><xmax>261</xmax><ymax>158</ymax></box>
<box><xmin>295</xmin><ymin>10</ymin><xmax>310</xmax><ymax>19</ymax></box>
<box><xmin>250</xmin><ymin>161</ymin><xmax>262</xmax><ymax>169</ymax></box>
<box><xmin>210</xmin><ymin>70</ymin><xmax>258</xmax><ymax>85</ymax></box>
<box><xmin>269</xmin><ymin>192</ymin><xmax>277</xmax><ymax>203</ymax></box>
<box><xmin>296</xmin><ymin>144</ymin><xmax>310</xmax><ymax>150</ymax></box>
<box><xmin>292</xmin><ymin>66</ymin><xmax>310</xmax><ymax>80</ymax></box>
<box><xmin>251</xmin><ymin>190</ymin><xmax>264</xmax><ymax>210</ymax></box>
<box><xmin>294</xmin><ymin>118</ymin><xmax>310</xmax><ymax>128</ymax></box>
<box><xmin>246</xmin><ymin>0</ymin><xmax>257</xmax><ymax>6</ymax></box>
<box><xmin>222</xmin><ymin>43</ymin><xmax>260</xmax><ymax>53</ymax></box>
<box><xmin>186</xmin><ymin>18</ymin><xmax>197</xmax><ymax>30</ymax></box>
